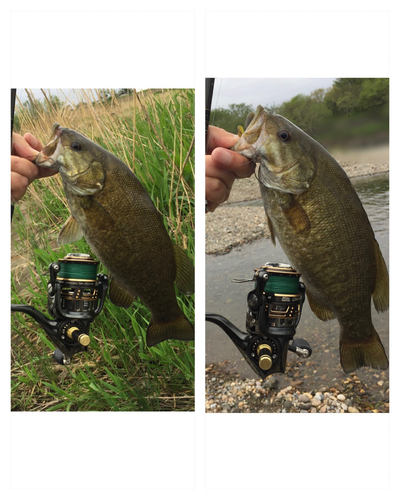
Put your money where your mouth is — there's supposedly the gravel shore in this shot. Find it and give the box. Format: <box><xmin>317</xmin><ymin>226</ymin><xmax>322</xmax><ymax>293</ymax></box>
<box><xmin>206</xmin><ymin>151</ymin><xmax>389</xmax><ymax>255</ymax></box>
<box><xmin>206</xmin><ymin>363</ymin><xmax>389</xmax><ymax>413</ymax></box>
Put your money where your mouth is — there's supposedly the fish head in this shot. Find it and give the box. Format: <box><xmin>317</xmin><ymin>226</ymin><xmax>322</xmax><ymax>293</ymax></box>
<box><xmin>36</xmin><ymin>124</ymin><xmax>106</xmax><ymax>195</ymax></box>
<box><xmin>233</xmin><ymin>106</ymin><xmax>316</xmax><ymax>195</ymax></box>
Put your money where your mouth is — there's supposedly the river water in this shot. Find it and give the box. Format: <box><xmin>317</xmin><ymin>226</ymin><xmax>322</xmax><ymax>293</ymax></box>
<box><xmin>206</xmin><ymin>174</ymin><xmax>389</xmax><ymax>393</ymax></box>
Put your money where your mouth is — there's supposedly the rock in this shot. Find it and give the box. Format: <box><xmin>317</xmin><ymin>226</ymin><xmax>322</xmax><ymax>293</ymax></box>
<box><xmin>299</xmin><ymin>394</ymin><xmax>311</xmax><ymax>403</ymax></box>
<box><xmin>348</xmin><ymin>406</ymin><xmax>360</xmax><ymax>413</ymax></box>
<box><xmin>283</xmin><ymin>400</ymin><xmax>292</xmax><ymax>409</ymax></box>
<box><xmin>311</xmin><ymin>398</ymin><xmax>321</xmax><ymax>407</ymax></box>
<box><xmin>337</xmin><ymin>394</ymin><xmax>346</xmax><ymax>401</ymax></box>
<box><xmin>263</xmin><ymin>376</ymin><xmax>279</xmax><ymax>389</ymax></box>
<box><xmin>299</xmin><ymin>403</ymin><xmax>311</xmax><ymax>410</ymax></box>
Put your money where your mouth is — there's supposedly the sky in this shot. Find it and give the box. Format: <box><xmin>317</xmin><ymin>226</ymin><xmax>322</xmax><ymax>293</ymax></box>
<box><xmin>16</xmin><ymin>79</ymin><xmax>337</xmax><ymax>110</ymax></box>
<box><xmin>15</xmin><ymin>88</ymin><xmax>117</xmax><ymax>107</ymax></box>
<box><xmin>212</xmin><ymin>78</ymin><xmax>337</xmax><ymax>109</ymax></box>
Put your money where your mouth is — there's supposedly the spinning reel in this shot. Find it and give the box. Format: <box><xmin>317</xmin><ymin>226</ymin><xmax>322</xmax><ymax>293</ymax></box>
<box><xmin>206</xmin><ymin>262</ymin><xmax>312</xmax><ymax>379</ymax></box>
<box><xmin>11</xmin><ymin>253</ymin><xmax>108</xmax><ymax>365</ymax></box>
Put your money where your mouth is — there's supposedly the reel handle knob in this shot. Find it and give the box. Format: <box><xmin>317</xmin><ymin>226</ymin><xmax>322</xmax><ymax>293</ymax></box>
<box><xmin>257</xmin><ymin>343</ymin><xmax>273</xmax><ymax>371</ymax></box>
<box><xmin>67</xmin><ymin>326</ymin><xmax>90</xmax><ymax>346</ymax></box>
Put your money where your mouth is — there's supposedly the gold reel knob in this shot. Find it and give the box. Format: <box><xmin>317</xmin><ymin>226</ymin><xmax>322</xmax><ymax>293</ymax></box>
<box><xmin>67</xmin><ymin>326</ymin><xmax>90</xmax><ymax>346</ymax></box>
<box><xmin>257</xmin><ymin>343</ymin><xmax>273</xmax><ymax>371</ymax></box>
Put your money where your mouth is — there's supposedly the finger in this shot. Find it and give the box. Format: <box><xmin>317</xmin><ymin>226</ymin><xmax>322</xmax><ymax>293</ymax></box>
<box><xmin>11</xmin><ymin>171</ymin><xmax>29</xmax><ymax>203</ymax></box>
<box><xmin>206</xmin><ymin>126</ymin><xmax>239</xmax><ymax>154</ymax></box>
<box><xmin>24</xmin><ymin>132</ymin><xmax>43</xmax><ymax>152</ymax></box>
<box><xmin>11</xmin><ymin>155</ymin><xmax>40</xmax><ymax>185</ymax></box>
<box><xmin>12</xmin><ymin>133</ymin><xmax>39</xmax><ymax>162</ymax></box>
<box><xmin>206</xmin><ymin>173</ymin><xmax>231</xmax><ymax>209</ymax></box>
<box><xmin>206</xmin><ymin>155</ymin><xmax>237</xmax><ymax>192</ymax></box>
<box><xmin>206</xmin><ymin>201</ymin><xmax>220</xmax><ymax>213</ymax></box>
<box><xmin>211</xmin><ymin>147</ymin><xmax>255</xmax><ymax>179</ymax></box>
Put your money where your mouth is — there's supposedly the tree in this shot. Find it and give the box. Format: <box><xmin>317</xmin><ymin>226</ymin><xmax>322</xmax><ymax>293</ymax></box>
<box><xmin>211</xmin><ymin>103</ymin><xmax>254</xmax><ymax>134</ymax></box>
<box><xmin>277</xmin><ymin>92</ymin><xmax>332</xmax><ymax>135</ymax></box>
<box><xmin>358</xmin><ymin>78</ymin><xmax>389</xmax><ymax>110</ymax></box>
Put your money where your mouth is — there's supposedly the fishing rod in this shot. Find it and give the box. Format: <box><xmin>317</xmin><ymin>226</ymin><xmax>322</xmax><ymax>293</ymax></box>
<box><xmin>205</xmin><ymin>78</ymin><xmax>215</xmax><ymax>214</ymax></box>
<box><xmin>11</xmin><ymin>89</ymin><xmax>16</xmax><ymax>220</ymax></box>
<box><xmin>205</xmin><ymin>77</ymin><xmax>215</xmax><ymax>149</ymax></box>
<box><xmin>10</xmin><ymin>90</ymin><xmax>109</xmax><ymax>365</ymax></box>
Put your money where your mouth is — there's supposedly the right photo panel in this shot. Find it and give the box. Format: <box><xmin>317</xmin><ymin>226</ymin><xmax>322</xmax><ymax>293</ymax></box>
<box><xmin>205</xmin><ymin>77</ymin><xmax>389</xmax><ymax>414</ymax></box>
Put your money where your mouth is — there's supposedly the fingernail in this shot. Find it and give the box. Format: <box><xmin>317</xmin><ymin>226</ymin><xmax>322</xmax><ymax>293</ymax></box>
<box><xmin>216</xmin><ymin>148</ymin><xmax>233</xmax><ymax>167</ymax></box>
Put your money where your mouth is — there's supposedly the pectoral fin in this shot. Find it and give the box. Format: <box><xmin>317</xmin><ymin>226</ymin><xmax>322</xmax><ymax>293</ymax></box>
<box><xmin>58</xmin><ymin>215</ymin><xmax>83</xmax><ymax>244</ymax></box>
<box><xmin>109</xmin><ymin>277</ymin><xmax>136</xmax><ymax>308</ymax></box>
<box><xmin>279</xmin><ymin>194</ymin><xmax>311</xmax><ymax>234</ymax></box>
<box><xmin>173</xmin><ymin>244</ymin><xmax>194</xmax><ymax>295</ymax></box>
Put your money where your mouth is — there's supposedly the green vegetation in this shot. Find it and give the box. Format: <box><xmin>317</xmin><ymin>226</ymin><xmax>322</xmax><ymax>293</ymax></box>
<box><xmin>211</xmin><ymin>78</ymin><xmax>389</xmax><ymax>148</ymax></box>
<box><xmin>11</xmin><ymin>88</ymin><xmax>195</xmax><ymax>411</ymax></box>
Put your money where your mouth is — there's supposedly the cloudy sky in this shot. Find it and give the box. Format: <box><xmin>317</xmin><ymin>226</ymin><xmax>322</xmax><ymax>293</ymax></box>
<box><xmin>16</xmin><ymin>79</ymin><xmax>337</xmax><ymax>110</ymax></box>
<box><xmin>212</xmin><ymin>78</ymin><xmax>337</xmax><ymax>109</ymax></box>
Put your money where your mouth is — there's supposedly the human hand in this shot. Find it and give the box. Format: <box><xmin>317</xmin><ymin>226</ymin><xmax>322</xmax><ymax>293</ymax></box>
<box><xmin>206</xmin><ymin>126</ymin><xmax>255</xmax><ymax>212</ymax></box>
<box><xmin>11</xmin><ymin>132</ymin><xmax>56</xmax><ymax>203</ymax></box>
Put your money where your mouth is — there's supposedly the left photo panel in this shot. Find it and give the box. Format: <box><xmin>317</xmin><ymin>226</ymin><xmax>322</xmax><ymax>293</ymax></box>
<box><xmin>10</xmin><ymin>88</ymin><xmax>195</xmax><ymax>412</ymax></box>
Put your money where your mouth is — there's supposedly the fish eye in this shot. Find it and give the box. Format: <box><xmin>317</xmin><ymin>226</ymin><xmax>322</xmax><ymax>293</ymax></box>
<box><xmin>71</xmin><ymin>142</ymin><xmax>83</xmax><ymax>151</ymax></box>
<box><xmin>278</xmin><ymin>130</ymin><xmax>291</xmax><ymax>142</ymax></box>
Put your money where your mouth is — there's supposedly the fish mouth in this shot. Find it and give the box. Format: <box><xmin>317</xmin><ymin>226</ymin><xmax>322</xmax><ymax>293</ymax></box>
<box><xmin>233</xmin><ymin>105</ymin><xmax>269</xmax><ymax>160</ymax></box>
<box><xmin>34</xmin><ymin>123</ymin><xmax>64</xmax><ymax>170</ymax></box>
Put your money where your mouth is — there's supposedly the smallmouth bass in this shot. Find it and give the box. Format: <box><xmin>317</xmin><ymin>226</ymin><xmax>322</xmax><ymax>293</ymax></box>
<box><xmin>234</xmin><ymin>106</ymin><xmax>388</xmax><ymax>373</ymax></box>
<box><xmin>35</xmin><ymin>123</ymin><xmax>194</xmax><ymax>347</ymax></box>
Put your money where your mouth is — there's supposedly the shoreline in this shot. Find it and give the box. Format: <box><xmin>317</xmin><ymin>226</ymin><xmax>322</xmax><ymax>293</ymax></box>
<box><xmin>206</xmin><ymin>157</ymin><xmax>389</xmax><ymax>256</ymax></box>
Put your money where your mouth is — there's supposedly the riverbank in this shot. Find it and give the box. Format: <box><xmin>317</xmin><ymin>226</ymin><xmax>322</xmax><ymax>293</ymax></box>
<box><xmin>206</xmin><ymin>362</ymin><xmax>389</xmax><ymax>413</ymax></box>
<box><xmin>206</xmin><ymin>146</ymin><xmax>389</xmax><ymax>255</ymax></box>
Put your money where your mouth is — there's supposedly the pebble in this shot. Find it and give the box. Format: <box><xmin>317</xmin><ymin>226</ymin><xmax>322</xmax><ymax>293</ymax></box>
<box><xmin>206</xmin><ymin>363</ymin><xmax>389</xmax><ymax>414</ymax></box>
<box><xmin>348</xmin><ymin>407</ymin><xmax>360</xmax><ymax>413</ymax></box>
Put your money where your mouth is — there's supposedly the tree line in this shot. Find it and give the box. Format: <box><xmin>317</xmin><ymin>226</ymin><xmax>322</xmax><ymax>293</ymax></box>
<box><xmin>211</xmin><ymin>78</ymin><xmax>389</xmax><ymax>137</ymax></box>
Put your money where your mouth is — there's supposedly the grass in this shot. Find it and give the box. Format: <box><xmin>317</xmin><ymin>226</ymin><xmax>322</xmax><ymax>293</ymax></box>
<box><xmin>11</xmin><ymin>88</ymin><xmax>195</xmax><ymax>411</ymax></box>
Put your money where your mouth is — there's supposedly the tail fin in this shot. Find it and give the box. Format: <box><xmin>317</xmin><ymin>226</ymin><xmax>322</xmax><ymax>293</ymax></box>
<box><xmin>340</xmin><ymin>328</ymin><xmax>388</xmax><ymax>373</ymax></box>
<box><xmin>146</xmin><ymin>313</ymin><xmax>194</xmax><ymax>347</ymax></box>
